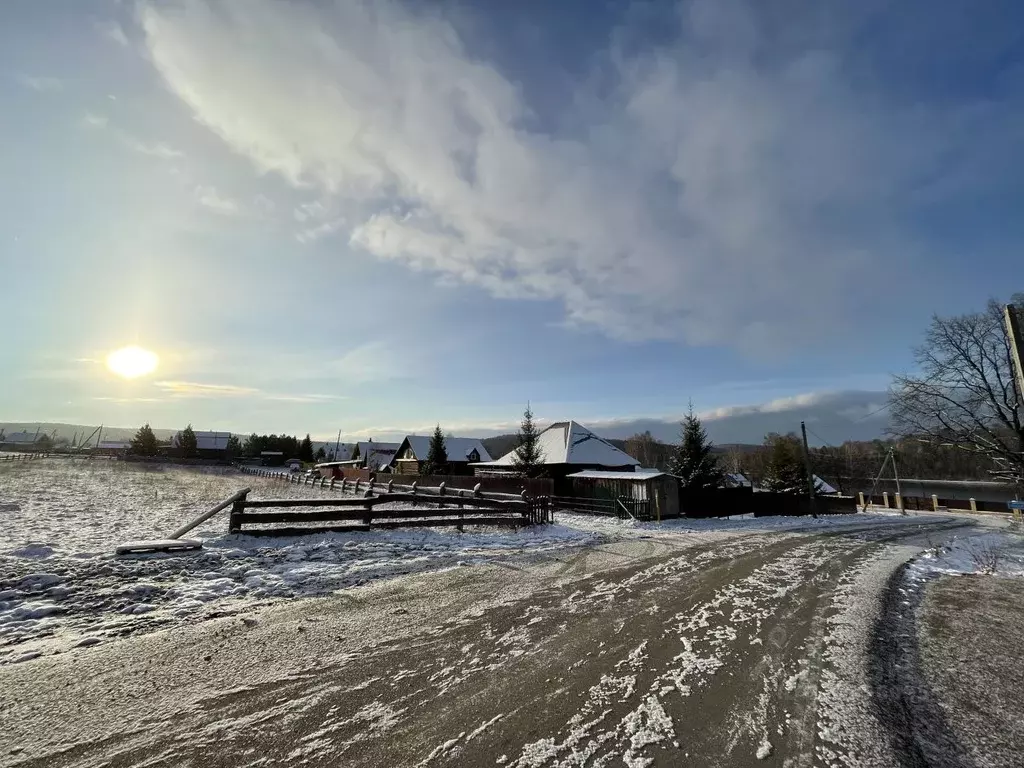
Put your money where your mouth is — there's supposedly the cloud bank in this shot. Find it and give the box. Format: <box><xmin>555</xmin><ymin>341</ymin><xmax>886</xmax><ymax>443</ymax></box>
<box><xmin>138</xmin><ymin>0</ymin><xmax>1016</xmax><ymax>351</ymax></box>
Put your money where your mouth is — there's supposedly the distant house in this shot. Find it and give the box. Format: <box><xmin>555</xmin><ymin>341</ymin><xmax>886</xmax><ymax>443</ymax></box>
<box><xmin>725</xmin><ymin>473</ymin><xmax>753</xmax><ymax>488</ymax></box>
<box><xmin>344</xmin><ymin>440</ymin><xmax>400</xmax><ymax>471</ymax></box>
<box><xmin>1</xmin><ymin>430</ymin><xmax>42</xmax><ymax>447</ymax></box>
<box><xmin>260</xmin><ymin>450</ymin><xmax>284</xmax><ymax>467</ymax></box>
<box><xmin>172</xmin><ymin>430</ymin><xmax>234</xmax><ymax>460</ymax></box>
<box><xmin>392</xmin><ymin>435</ymin><xmax>492</xmax><ymax>476</ymax></box>
<box><xmin>284</xmin><ymin>458</ymin><xmax>303</xmax><ymax>471</ymax></box>
<box><xmin>95</xmin><ymin>440</ymin><xmax>131</xmax><ymax>456</ymax></box>
<box><xmin>474</xmin><ymin>420</ymin><xmax>640</xmax><ymax>493</ymax></box>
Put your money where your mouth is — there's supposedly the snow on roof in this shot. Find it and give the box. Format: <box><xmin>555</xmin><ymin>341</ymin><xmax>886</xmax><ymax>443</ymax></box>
<box><xmin>1</xmin><ymin>431</ymin><xmax>42</xmax><ymax>444</ymax></box>
<box><xmin>353</xmin><ymin>441</ymin><xmax>401</xmax><ymax>469</ymax></box>
<box><xmin>814</xmin><ymin>475</ymin><xmax>839</xmax><ymax>495</ymax></box>
<box><xmin>726</xmin><ymin>473</ymin><xmax>753</xmax><ymax>487</ymax></box>
<box><xmin>484</xmin><ymin>421</ymin><xmax>640</xmax><ymax>467</ymax></box>
<box><xmin>567</xmin><ymin>469</ymin><xmax>665</xmax><ymax>480</ymax></box>
<box><xmin>97</xmin><ymin>441</ymin><xmax>130</xmax><ymax>450</ymax></box>
<box><xmin>397</xmin><ymin>435</ymin><xmax>492</xmax><ymax>463</ymax></box>
<box><xmin>172</xmin><ymin>430</ymin><xmax>232</xmax><ymax>451</ymax></box>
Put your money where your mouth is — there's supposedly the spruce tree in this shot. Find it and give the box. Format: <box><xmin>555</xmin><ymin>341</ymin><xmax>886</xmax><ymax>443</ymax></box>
<box><xmin>315</xmin><ymin>446</ymin><xmax>326</xmax><ymax>461</ymax></box>
<box><xmin>421</xmin><ymin>424</ymin><xmax>449</xmax><ymax>476</ymax></box>
<box><xmin>511</xmin><ymin>403</ymin><xmax>545</xmax><ymax>478</ymax></box>
<box><xmin>226</xmin><ymin>434</ymin><xmax>242</xmax><ymax>458</ymax></box>
<box><xmin>179</xmin><ymin>424</ymin><xmax>198</xmax><ymax>458</ymax></box>
<box><xmin>299</xmin><ymin>434</ymin><xmax>314</xmax><ymax>463</ymax></box>
<box><xmin>669</xmin><ymin>405</ymin><xmax>725</xmax><ymax>490</ymax></box>
<box><xmin>760</xmin><ymin>433</ymin><xmax>808</xmax><ymax>494</ymax></box>
<box><xmin>130</xmin><ymin>423</ymin><xmax>159</xmax><ymax>457</ymax></box>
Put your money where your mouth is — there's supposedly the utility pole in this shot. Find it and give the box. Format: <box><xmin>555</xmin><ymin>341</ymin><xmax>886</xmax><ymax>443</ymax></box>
<box><xmin>334</xmin><ymin>429</ymin><xmax>342</xmax><ymax>462</ymax></box>
<box><xmin>800</xmin><ymin>421</ymin><xmax>817</xmax><ymax>518</ymax></box>
<box><xmin>891</xmin><ymin>447</ymin><xmax>901</xmax><ymax>498</ymax></box>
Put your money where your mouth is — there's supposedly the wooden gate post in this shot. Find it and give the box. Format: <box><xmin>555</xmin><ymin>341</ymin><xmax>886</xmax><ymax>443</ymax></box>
<box><xmin>228</xmin><ymin>492</ymin><xmax>248</xmax><ymax>534</ymax></box>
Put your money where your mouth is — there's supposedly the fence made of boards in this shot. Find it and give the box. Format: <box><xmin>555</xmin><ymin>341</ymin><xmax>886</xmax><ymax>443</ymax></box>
<box><xmin>0</xmin><ymin>453</ymin><xmax>50</xmax><ymax>462</ymax></box>
<box><xmin>226</xmin><ymin>490</ymin><xmax>551</xmax><ymax>535</ymax></box>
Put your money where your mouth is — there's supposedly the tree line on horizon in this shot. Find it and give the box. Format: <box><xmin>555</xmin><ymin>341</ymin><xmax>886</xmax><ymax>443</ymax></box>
<box><xmin>118</xmin><ymin>291</ymin><xmax>1022</xmax><ymax>489</ymax></box>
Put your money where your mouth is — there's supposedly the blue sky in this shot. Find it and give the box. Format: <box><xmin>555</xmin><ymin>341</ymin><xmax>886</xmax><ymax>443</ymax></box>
<box><xmin>2</xmin><ymin>0</ymin><xmax>1022</xmax><ymax>444</ymax></box>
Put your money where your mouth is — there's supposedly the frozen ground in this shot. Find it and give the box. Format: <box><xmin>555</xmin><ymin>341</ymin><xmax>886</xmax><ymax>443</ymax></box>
<box><xmin>0</xmin><ymin>459</ymin><xmax>598</xmax><ymax>662</ymax></box>
<box><xmin>2</xmin><ymin>458</ymin><xmax>992</xmax><ymax>667</ymax></box>
<box><xmin>1</xmin><ymin>509</ymin><xmax>986</xmax><ymax>767</ymax></box>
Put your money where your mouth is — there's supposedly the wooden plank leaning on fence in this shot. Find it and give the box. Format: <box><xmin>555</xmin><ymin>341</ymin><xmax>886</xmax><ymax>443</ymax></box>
<box><xmin>115</xmin><ymin>487</ymin><xmax>252</xmax><ymax>555</ymax></box>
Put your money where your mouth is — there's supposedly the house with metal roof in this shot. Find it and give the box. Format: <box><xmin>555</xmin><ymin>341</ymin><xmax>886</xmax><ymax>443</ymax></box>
<box><xmin>473</xmin><ymin>420</ymin><xmax>640</xmax><ymax>492</ymax></box>
<box><xmin>392</xmin><ymin>435</ymin><xmax>492</xmax><ymax>476</ymax></box>
<box><xmin>171</xmin><ymin>430</ymin><xmax>234</xmax><ymax>459</ymax></box>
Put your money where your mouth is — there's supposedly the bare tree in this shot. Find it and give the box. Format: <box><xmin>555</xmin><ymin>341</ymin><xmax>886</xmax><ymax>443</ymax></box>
<box><xmin>889</xmin><ymin>296</ymin><xmax>1024</xmax><ymax>483</ymax></box>
<box><xmin>624</xmin><ymin>431</ymin><xmax>659</xmax><ymax>468</ymax></box>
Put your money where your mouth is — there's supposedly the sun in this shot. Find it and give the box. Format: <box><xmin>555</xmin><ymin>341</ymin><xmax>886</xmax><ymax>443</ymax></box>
<box><xmin>106</xmin><ymin>346</ymin><xmax>159</xmax><ymax>379</ymax></box>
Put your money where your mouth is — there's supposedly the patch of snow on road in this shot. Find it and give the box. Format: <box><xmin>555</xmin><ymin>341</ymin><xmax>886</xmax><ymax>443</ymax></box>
<box><xmin>621</xmin><ymin>694</ymin><xmax>675</xmax><ymax>767</ymax></box>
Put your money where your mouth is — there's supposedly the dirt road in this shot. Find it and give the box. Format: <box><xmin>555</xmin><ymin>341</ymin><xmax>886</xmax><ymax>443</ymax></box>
<box><xmin>1</xmin><ymin>517</ymin><xmax>989</xmax><ymax>767</ymax></box>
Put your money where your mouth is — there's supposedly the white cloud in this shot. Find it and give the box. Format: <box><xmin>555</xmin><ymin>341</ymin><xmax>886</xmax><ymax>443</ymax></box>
<box><xmin>97</xmin><ymin>20</ymin><xmax>130</xmax><ymax>47</ymax></box>
<box><xmin>82</xmin><ymin>113</ymin><xmax>109</xmax><ymax>129</ymax></box>
<box><xmin>137</xmin><ymin>0</ymin><xmax>1017</xmax><ymax>350</ymax></box>
<box><xmin>155</xmin><ymin>380</ymin><xmax>258</xmax><ymax>398</ymax></box>
<box><xmin>195</xmin><ymin>186</ymin><xmax>241</xmax><ymax>215</ymax></box>
<box><xmin>18</xmin><ymin>75</ymin><xmax>63</xmax><ymax>92</ymax></box>
<box><xmin>80</xmin><ymin>112</ymin><xmax>183</xmax><ymax>159</ymax></box>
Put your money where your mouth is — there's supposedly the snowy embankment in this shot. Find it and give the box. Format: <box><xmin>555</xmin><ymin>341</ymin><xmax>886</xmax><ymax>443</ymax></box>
<box><xmin>0</xmin><ymin>460</ymin><xmax>595</xmax><ymax>663</ymax></box>
<box><xmin>907</xmin><ymin>528</ymin><xmax>1024</xmax><ymax>580</ymax></box>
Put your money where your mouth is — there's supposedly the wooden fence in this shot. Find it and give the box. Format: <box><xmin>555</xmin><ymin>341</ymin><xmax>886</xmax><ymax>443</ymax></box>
<box><xmin>549</xmin><ymin>495</ymin><xmax>654</xmax><ymax>521</ymax></box>
<box><xmin>866</xmin><ymin>492</ymin><xmax>1012</xmax><ymax>514</ymax></box>
<box><xmin>0</xmin><ymin>453</ymin><xmax>50</xmax><ymax>462</ymax></box>
<box><xmin>237</xmin><ymin>464</ymin><xmax>540</xmax><ymax>502</ymax></box>
<box><xmin>320</xmin><ymin>467</ymin><xmax>554</xmax><ymax>498</ymax></box>
<box><xmin>227</xmin><ymin>490</ymin><xmax>550</xmax><ymax>535</ymax></box>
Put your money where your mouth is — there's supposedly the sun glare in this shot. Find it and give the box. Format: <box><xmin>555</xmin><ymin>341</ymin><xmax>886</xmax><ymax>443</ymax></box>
<box><xmin>106</xmin><ymin>346</ymin><xmax>159</xmax><ymax>379</ymax></box>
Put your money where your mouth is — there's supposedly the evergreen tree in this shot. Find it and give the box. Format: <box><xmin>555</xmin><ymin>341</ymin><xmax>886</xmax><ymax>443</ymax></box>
<box><xmin>511</xmin><ymin>403</ymin><xmax>545</xmax><ymax>478</ymax></box>
<box><xmin>315</xmin><ymin>446</ymin><xmax>326</xmax><ymax>461</ymax></box>
<box><xmin>179</xmin><ymin>424</ymin><xmax>198</xmax><ymax>458</ymax></box>
<box><xmin>761</xmin><ymin>433</ymin><xmax>808</xmax><ymax>494</ymax></box>
<box><xmin>130</xmin><ymin>423</ymin><xmax>159</xmax><ymax>457</ymax></box>
<box><xmin>243</xmin><ymin>433</ymin><xmax>261</xmax><ymax>457</ymax></box>
<box><xmin>670</xmin><ymin>405</ymin><xmax>725</xmax><ymax>489</ymax></box>
<box><xmin>421</xmin><ymin>424</ymin><xmax>449</xmax><ymax>476</ymax></box>
<box><xmin>226</xmin><ymin>434</ymin><xmax>242</xmax><ymax>458</ymax></box>
<box><xmin>299</xmin><ymin>434</ymin><xmax>314</xmax><ymax>463</ymax></box>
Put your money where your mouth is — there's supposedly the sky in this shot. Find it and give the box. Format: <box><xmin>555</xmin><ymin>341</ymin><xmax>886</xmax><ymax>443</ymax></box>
<box><xmin>2</xmin><ymin>0</ymin><xmax>1022</xmax><ymax>445</ymax></box>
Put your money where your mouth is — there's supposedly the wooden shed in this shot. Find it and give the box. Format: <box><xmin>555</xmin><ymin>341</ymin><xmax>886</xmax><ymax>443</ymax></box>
<box><xmin>566</xmin><ymin>469</ymin><xmax>680</xmax><ymax>521</ymax></box>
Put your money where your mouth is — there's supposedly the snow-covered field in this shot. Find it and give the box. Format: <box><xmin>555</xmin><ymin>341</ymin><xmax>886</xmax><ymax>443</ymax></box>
<box><xmin>0</xmin><ymin>459</ymin><xmax>598</xmax><ymax>663</ymax></box>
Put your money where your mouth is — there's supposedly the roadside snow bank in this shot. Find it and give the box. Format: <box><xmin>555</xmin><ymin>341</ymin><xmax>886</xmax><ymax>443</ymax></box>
<box><xmin>907</xmin><ymin>530</ymin><xmax>1024</xmax><ymax>579</ymax></box>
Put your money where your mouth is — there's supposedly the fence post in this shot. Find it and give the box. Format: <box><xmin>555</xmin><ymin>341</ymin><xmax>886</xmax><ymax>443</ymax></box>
<box><xmin>882</xmin><ymin>492</ymin><xmax>889</xmax><ymax>508</ymax></box>
<box><xmin>931</xmin><ymin>494</ymin><xmax>939</xmax><ymax>512</ymax></box>
<box><xmin>895</xmin><ymin>492</ymin><xmax>904</xmax><ymax>512</ymax></box>
<box><xmin>355</xmin><ymin>479</ymin><xmax>361</xmax><ymax>494</ymax></box>
<box><xmin>228</xmin><ymin>491</ymin><xmax>248</xmax><ymax>533</ymax></box>
<box><xmin>858</xmin><ymin>491</ymin><xmax>865</xmax><ymax>510</ymax></box>
<box><xmin>387</xmin><ymin>479</ymin><xmax>394</xmax><ymax>493</ymax></box>
<box><xmin>970</xmin><ymin>498</ymin><xmax>977</xmax><ymax>512</ymax></box>
<box><xmin>330</xmin><ymin>477</ymin><xmax>336</xmax><ymax>490</ymax></box>
<box><xmin>438</xmin><ymin>482</ymin><xmax>446</xmax><ymax>509</ymax></box>
<box><xmin>411</xmin><ymin>481</ymin><xmax>418</xmax><ymax>507</ymax></box>
<box><xmin>473</xmin><ymin>483</ymin><xmax>482</xmax><ymax>498</ymax></box>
